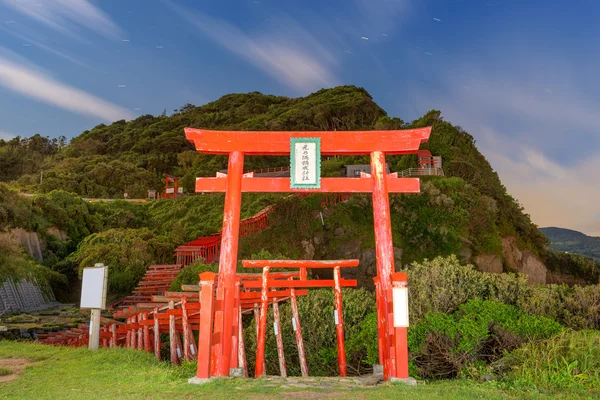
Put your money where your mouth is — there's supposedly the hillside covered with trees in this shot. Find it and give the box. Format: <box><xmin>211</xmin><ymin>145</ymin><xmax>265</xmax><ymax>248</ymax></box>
<box><xmin>542</xmin><ymin>227</ymin><xmax>600</xmax><ymax>261</ymax></box>
<box><xmin>1</xmin><ymin>85</ymin><xmax>598</xmax><ymax>299</ymax></box>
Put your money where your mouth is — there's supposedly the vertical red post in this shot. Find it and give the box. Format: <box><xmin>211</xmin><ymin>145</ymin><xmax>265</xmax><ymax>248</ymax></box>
<box><xmin>211</xmin><ymin>284</ymin><xmax>224</xmax><ymax>376</ymax></box>
<box><xmin>230</xmin><ymin>278</ymin><xmax>242</xmax><ymax>371</ymax></box>
<box><xmin>392</xmin><ymin>272</ymin><xmax>409</xmax><ymax>379</ymax></box>
<box><xmin>272</xmin><ymin>298</ymin><xmax>287</xmax><ymax>377</ymax></box>
<box><xmin>126</xmin><ymin>317</ymin><xmax>131</xmax><ymax>348</ymax></box>
<box><xmin>131</xmin><ymin>315</ymin><xmax>137</xmax><ymax>349</ymax></box>
<box><xmin>169</xmin><ymin>300</ymin><xmax>181</xmax><ymax>366</ymax></box>
<box><xmin>153</xmin><ymin>307</ymin><xmax>161</xmax><ymax>361</ymax></box>
<box><xmin>373</xmin><ymin>278</ymin><xmax>385</xmax><ymax>366</ymax></box>
<box><xmin>253</xmin><ymin>303</ymin><xmax>259</xmax><ymax>337</ymax></box>
<box><xmin>214</xmin><ymin>151</ymin><xmax>244</xmax><ymax>377</ymax></box>
<box><xmin>238</xmin><ymin>307</ymin><xmax>248</xmax><ymax>377</ymax></box>
<box><xmin>370</xmin><ymin>150</ymin><xmax>395</xmax><ymax>380</ymax></box>
<box><xmin>143</xmin><ymin>312</ymin><xmax>151</xmax><ymax>353</ymax></box>
<box><xmin>333</xmin><ymin>266</ymin><xmax>347</xmax><ymax>376</ymax></box>
<box><xmin>290</xmin><ymin>286</ymin><xmax>308</xmax><ymax>377</ymax></box>
<box><xmin>255</xmin><ymin>265</ymin><xmax>270</xmax><ymax>378</ymax></box>
<box><xmin>196</xmin><ymin>272</ymin><xmax>217</xmax><ymax>379</ymax></box>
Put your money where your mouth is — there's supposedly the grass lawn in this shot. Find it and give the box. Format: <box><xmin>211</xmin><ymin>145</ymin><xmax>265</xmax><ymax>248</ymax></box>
<box><xmin>0</xmin><ymin>341</ymin><xmax>594</xmax><ymax>400</ymax></box>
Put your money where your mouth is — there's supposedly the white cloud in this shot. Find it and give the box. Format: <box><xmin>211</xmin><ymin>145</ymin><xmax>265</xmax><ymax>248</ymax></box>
<box><xmin>0</xmin><ymin>130</ymin><xmax>18</xmax><ymax>140</ymax></box>
<box><xmin>482</xmin><ymin>137</ymin><xmax>600</xmax><ymax>237</ymax></box>
<box><xmin>167</xmin><ymin>4</ymin><xmax>338</xmax><ymax>92</ymax></box>
<box><xmin>0</xmin><ymin>24</ymin><xmax>88</xmax><ymax>67</ymax></box>
<box><xmin>0</xmin><ymin>51</ymin><xmax>134</xmax><ymax>121</ymax></box>
<box><xmin>0</xmin><ymin>0</ymin><xmax>122</xmax><ymax>40</ymax></box>
<box><xmin>407</xmin><ymin>58</ymin><xmax>600</xmax><ymax>236</ymax></box>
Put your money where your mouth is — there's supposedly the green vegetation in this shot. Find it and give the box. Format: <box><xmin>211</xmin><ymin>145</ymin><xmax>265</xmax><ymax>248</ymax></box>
<box><xmin>0</xmin><ymin>366</ymin><xmax>12</xmax><ymax>376</ymax></box>
<box><xmin>0</xmin><ymin>341</ymin><xmax>590</xmax><ymax>399</ymax></box>
<box><xmin>497</xmin><ymin>330</ymin><xmax>600</xmax><ymax>392</ymax></box>
<box><xmin>541</xmin><ymin>227</ymin><xmax>600</xmax><ymax>262</ymax></box>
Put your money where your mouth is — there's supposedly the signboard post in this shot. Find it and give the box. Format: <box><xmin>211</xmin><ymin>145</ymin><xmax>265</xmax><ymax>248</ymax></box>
<box><xmin>290</xmin><ymin>138</ymin><xmax>320</xmax><ymax>189</ymax></box>
<box><xmin>80</xmin><ymin>263</ymin><xmax>108</xmax><ymax>351</ymax></box>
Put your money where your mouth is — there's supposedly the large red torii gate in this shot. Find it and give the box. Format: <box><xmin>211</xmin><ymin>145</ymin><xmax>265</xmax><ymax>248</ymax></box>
<box><xmin>185</xmin><ymin>127</ymin><xmax>431</xmax><ymax>380</ymax></box>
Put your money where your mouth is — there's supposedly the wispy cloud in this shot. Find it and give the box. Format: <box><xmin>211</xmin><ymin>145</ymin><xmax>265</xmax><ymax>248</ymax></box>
<box><xmin>407</xmin><ymin>51</ymin><xmax>600</xmax><ymax>235</ymax></box>
<box><xmin>482</xmin><ymin>135</ymin><xmax>600</xmax><ymax>236</ymax></box>
<box><xmin>167</xmin><ymin>3</ymin><xmax>337</xmax><ymax>92</ymax></box>
<box><xmin>0</xmin><ymin>50</ymin><xmax>134</xmax><ymax>121</ymax></box>
<box><xmin>0</xmin><ymin>24</ymin><xmax>88</xmax><ymax>67</ymax></box>
<box><xmin>0</xmin><ymin>0</ymin><xmax>122</xmax><ymax>40</ymax></box>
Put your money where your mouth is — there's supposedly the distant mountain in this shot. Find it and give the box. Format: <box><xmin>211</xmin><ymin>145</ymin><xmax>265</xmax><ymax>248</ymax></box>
<box><xmin>541</xmin><ymin>227</ymin><xmax>600</xmax><ymax>261</ymax></box>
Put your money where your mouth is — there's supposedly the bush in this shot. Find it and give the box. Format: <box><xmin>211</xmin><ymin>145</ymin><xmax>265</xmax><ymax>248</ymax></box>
<box><xmin>169</xmin><ymin>261</ymin><xmax>218</xmax><ymax>290</ymax></box>
<box><xmin>408</xmin><ymin>300</ymin><xmax>563</xmax><ymax>379</ymax></box>
<box><xmin>520</xmin><ymin>284</ymin><xmax>600</xmax><ymax>330</ymax></box>
<box><xmin>243</xmin><ymin>288</ymin><xmax>376</xmax><ymax>377</ymax></box>
<box><xmin>74</xmin><ymin>228</ymin><xmax>173</xmax><ymax>294</ymax></box>
<box><xmin>496</xmin><ymin>330</ymin><xmax>600</xmax><ymax>392</ymax></box>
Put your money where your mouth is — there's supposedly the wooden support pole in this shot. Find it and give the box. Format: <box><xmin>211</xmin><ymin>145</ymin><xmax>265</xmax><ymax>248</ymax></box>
<box><xmin>182</xmin><ymin>297</ymin><xmax>192</xmax><ymax>362</ymax></box>
<box><xmin>196</xmin><ymin>272</ymin><xmax>217</xmax><ymax>379</ymax></box>
<box><xmin>238</xmin><ymin>306</ymin><xmax>248</xmax><ymax>377</ymax></box>
<box><xmin>88</xmin><ymin>309</ymin><xmax>101</xmax><ymax>351</ymax></box>
<box><xmin>110</xmin><ymin>324</ymin><xmax>117</xmax><ymax>348</ymax></box>
<box><xmin>143</xmin><ymin>312</ymin><xmax>151</xmax><ymax>353</ymax></box>
<box><xmin>255</xmin><ymin>266</ymin><xmax>270</xmax><ymax>378</ymax></box>
<box><xmin>253</xmin><ymin>303</ymin><xmax>259</xmax><ymax>337</ymax></box>
<box><xmin>373</xmin><ymin>278</ymin><xmax>385</xmax><ymax>366</ymax></box>
<box><xmin>333</xmin><ymin>266</ymin><xmax>347</xmax><ymax>376</ymax></box>
<box><xmin>290</xmin><ymin>286</ymin><xmax>308</xmax><ymax>377</ymax></box>
<box><xmin>230</xmin><ymin>279</ymin><xmax>241</xmax><ymax>371</ymax></box>
<box><xmin>169</xmin><ymin>300</ymin><xmax>181</xmax><ymax>365</ymax></box>
<box><xmin>215</xmin><ymin>150</ymin><xmax>244</xmax><ymax>377</ymax></box>
<box><xmin>131</xmin><ymin>315</ymin><xmax>137</xmax><ymax>350</ymax></box>
<box><xmin>370</xmin><ymin>150</ymin><xmax>395</xmax><ymax>380</ymax></box>
<box><xmin>138</xmin><ymin>314</ymin><xmax>144</xmax><ymax>350</ymax></box>
<box><xmin>153</xmin><ymin>308</ymin><xmax>162</xmax><ymax>360</ymax></box>
<box><xmin>273</xmin><ymin>298</ymin><xmax>287</xmax><ymax>377</ymax></box>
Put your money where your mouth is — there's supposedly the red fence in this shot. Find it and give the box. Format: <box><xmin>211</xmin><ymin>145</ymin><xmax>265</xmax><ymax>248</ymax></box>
<box><xmin>174</xmin><ymin>194</ymin><xmax>349</xmax><ymax>267</ymax></box>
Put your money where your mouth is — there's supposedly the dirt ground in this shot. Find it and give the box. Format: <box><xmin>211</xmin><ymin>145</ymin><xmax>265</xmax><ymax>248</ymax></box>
<box><xmin>0</xmin><ymin>358</ymin><xmax>33</xmax><ymax>384</ymax></box>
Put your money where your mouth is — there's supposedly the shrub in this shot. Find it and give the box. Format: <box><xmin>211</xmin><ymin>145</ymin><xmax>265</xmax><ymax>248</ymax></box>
<box><xmin>408</xmin><ymin>300</ymin><xmax>563</xmax><ymax>379</ymax></box>
<box><xmin>243</xmin><ymin>288</ymin><xmax>376</xmax><ymax>377</ymax></box>
<box><xmin>169</xmin><ymin>261</ymin><xmax>218</xmax><ymax>290</ymax></box>
<box><xmin>496</xmin><ymin>330</ymin><xmax>600</xmax><ymax>392</ymax></box>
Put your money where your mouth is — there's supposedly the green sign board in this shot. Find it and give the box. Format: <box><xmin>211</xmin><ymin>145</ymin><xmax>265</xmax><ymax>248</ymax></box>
<box><xmin>290</xmin><ymin>137</ymin><xmax>321</xmax><ymax>189</ymax></box>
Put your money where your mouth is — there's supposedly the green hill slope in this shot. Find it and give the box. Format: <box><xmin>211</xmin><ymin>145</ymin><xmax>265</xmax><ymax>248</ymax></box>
<box><xmin>1</xmin><ymin>85</ymin><xmax>596</xmax><ymax>296</ymax></box>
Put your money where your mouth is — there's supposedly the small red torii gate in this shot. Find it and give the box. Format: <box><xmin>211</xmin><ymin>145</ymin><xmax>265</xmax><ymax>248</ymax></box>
<box><xmin>185</xmin><ymin>127</ymin><xmax>432</xmax><ymax>381</ymax></box>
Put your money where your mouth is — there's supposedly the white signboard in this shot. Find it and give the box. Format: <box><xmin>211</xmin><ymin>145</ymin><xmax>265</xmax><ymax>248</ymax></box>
<box><xmin>80</xmin><ymin>265</ymin><xmax>108</xmax><ymax>309</ymax></box>
<box><xmin>392</xmin><ymin>286</ymin><xmax>410</xmax><ymax>327</ymax></box>
<box><xmin>166</xmin><ymin>187</ymin><xmax>175</xmax><ymax>194</ymax></box>
<box><xmin>290</xmin><ymin>138</ymin><xmax>320</xmax><ymax>189</ymax></box>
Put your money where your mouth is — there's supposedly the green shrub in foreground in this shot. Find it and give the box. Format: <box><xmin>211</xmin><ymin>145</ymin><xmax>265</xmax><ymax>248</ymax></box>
<box><xmin>408</xmin><ymin>300</ymin><xmax>563</xmax><ymax>379</ymax></box>
<box><xmin>496</xmin><ymin>330</ymin><xmax>600</xmax><ymax>392</ymax></box>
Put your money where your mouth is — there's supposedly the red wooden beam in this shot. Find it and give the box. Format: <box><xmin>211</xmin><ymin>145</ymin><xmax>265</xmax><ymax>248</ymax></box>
<box><xmin>242</xmin><ymin>259</ymin><xmax>359</xmax><ymax>269</ymax></box>
<box><xmin>195</xmin><ymin>176</ymin><xmax>420</xmax><ymax>193</ymax></box>
<box><xmin>185</xmin><ymin>128</ymin><xmax>431</xmax><ymax>155</ymax></box>
<box><xmin>243</xmin><ymin>279</ymin><xmax>357</xmax><ymax>289</ymax></box>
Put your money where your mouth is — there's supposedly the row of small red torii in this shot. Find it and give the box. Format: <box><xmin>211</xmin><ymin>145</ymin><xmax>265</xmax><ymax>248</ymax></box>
<box><xmin>185</xmin><ymin>126</ymin><xmax>432</xmax><ymax>381</ymax></box>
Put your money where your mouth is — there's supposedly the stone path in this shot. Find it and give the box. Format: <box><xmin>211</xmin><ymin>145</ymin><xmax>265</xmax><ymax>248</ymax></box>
<box><xmin>255</xmin><ymin>375</ymin><xmax>384</xmax><ymax>390</ymax></box>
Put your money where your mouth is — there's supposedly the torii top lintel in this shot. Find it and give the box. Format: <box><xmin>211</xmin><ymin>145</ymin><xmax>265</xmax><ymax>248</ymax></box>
<box><xmin>184</xmin><ymin>127</ymin><xmax>432</xmax><ymax>156</ymax></box>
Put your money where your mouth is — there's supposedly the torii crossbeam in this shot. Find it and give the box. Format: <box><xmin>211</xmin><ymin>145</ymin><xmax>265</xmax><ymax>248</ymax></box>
<box><xmin>185</xmin><ymin>127</ymin><xmax>432</xmax><ymax>380</ymax></box>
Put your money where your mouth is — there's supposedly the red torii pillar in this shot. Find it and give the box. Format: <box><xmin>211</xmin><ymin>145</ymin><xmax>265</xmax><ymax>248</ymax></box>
<box><xmin>186</xmin><ymin>127</ymin><xmax>431</xmax><ymax>380</ymax></box>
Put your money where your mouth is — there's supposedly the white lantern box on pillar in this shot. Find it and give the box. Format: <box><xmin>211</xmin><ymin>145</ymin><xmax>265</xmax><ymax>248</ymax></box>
<box><xmin>392</xmin><ymin>286</ymin><xmax>409</xmax><ymax>328</ymax></box>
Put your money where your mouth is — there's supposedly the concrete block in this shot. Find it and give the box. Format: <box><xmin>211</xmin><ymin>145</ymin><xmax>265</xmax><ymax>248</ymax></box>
<box><xmin>372</xmin><ymin>364</ymin><xmax>383</xmax><ymax>376</ymax></box>
<box><xmin>390</xmin><ymin>377</ymin><xmax>417</xmax><ymax>386</ymax></box>
<box><xmin>188</xmin><ymin>377</ymin><xmax>214</xmax><ymax>385</ymax></box>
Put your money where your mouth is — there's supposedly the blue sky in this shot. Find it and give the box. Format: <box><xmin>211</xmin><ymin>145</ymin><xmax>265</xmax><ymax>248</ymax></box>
<box><xmin>0</xmin><ymin>0</ymin><xmax>598</xmax><ymax>235</ymax></box>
